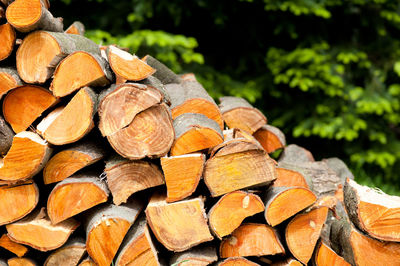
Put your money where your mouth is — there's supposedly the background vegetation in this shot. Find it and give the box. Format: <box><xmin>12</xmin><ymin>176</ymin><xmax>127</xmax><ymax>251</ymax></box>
<box><xmin>54</xmin><ymin>0</ymin><xmax>400</xmax><ymax>194</ymax></box>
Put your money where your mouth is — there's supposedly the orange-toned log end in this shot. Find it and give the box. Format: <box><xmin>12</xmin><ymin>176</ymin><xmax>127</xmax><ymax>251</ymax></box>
<box><xmin>5</xmin><ymin>0</ymin><xmax>41</xmax><ymax>31</ymax></box>
<box><xmin>105</xmin><ymin>156</ymin><xmax>164</xmax><ymax>205</ymax></box>
<box><xmin>50</xmin><ymin>51</ymin><xmax>111</xmax><ymax>97</ymax></box>
<box><xmin>43</xmin><ymin>142</ymin><xmax>105</xmax><ymax>184</ymax></box>
<box><xmin>0</xmin><ymin>23</ymin><xmax>16</xmax><ymax>61</ymax></box>
<box><xmin>145</xmin><ymin>194</ymin><xmax>213</xmax><ymax>252</ymax></box>
<box><xmin>218</xmin><ymin>257</ymin><xmax>260</xmax><ymax>266</ymax></box>
<box><xmin>170</xmin><ymin>246</ymin><xmax>218</xmax><ymax>266</ymax></box>
<box><xmin>314</xmin><ymin>241</ymin><xmax>350</xmax><ymax>266</ymax></box>
<box><xmin>3</xmin><ymin>85</ymin><xmax>57</xmax><ymax>133</ymax></box>
<box><xmin>6</xmin><ymin>208</ymin><xmax>80</xmax><ymax>251</ymax></box>
<box><xmin>161</xmin><ymin>153</ymin><xmax>205</xmax><ymax>203</ymax></box>
<box><xmin>7</xmin><ymin>257</ymin><xmax>36</xmax><ymax>266</ymax></box>
<box><xmin>253</xmin><ymin>125</ymin><xmax>286</xmax><ymax>153</ymax></box>
<box><xmin>209</xmin><ymin>191</ymin><xmax>265</xmax><ymax>239</ymax></box>
<box><xmin>264</xmin><ymin>187</ymin><xmax>317</xmax><ymax>227</ymax></box>
<box><xmin>108</xmin><ymin>45</ymin><xmax>155</xmax><ymax>81</ymax></box>
<box><xmin>0</xmin><ymin>68</ymin><xmax>22</xmax><ymax>98</ymax></box>
<box><xmin>47</xmin><ymin>175</ymin><xmax>109</xmax><ymax>224</ymax></box>
<box><xmin>37</xmin><ymin>87</ymin><xmax>97</xmax><ymax>145</ymax></box>
<box><xmin>44</xmin><ymin>238</ymin><xmax>86</xmax><ymax>266</ymax></box>
<box><xmin>78</xmin><ymin>257</ymin><xmax>96</xmax><ymax>266</ymax></box>
<box><xmin>274</xmin><ymin>168</ymin><xmax>309</xmax><ymax>188</ymax></box>
<box><xmin>0</xmin><ymin>132</ymin><xmax>51</xmax><ymax>183</ymax></box>
<box><xmin>270</xmin><ymin>258</ymin><xmax>302</xmax><ymax>266</ymax></box>
<box><xmin>285</xmin><ymin>206</ymin><xmax>329</xmax><ymax>264</ymax></box>
<box><xmin>344</xmin><ymin>178</ymin><xmax>400</xmax><ymax>242</ymax></box>
<box><xmin>65</xmin><ymin>21</ymin><xmax>85</xmax><ymax>35</ymax></box>
<box><xmin>219</xmin><ymin>223</ymin><xmax>285</xmax><ymax>258</ymax></box>
<box><xmin>170</xmin><ymin>113</ymin><xmax>223</xmax><ymax>156</ymax></box>
<box><xmin>0</xmin><ymin>234</ymin><xmax>28</xmax><ymax>257</ymax></box>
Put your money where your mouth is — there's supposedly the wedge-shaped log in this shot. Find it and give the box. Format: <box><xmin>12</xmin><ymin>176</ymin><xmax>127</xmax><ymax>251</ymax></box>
<box><xmin>313</xmin><ymin>241</ymin><xmax>350</xmax><ymax>266</ymax></box>
<box><xmin>85</xmin><ymin>200</ymin><xmax>143</xmax><ymax>266</ymax></box>
<box><xmin>209</xmin><ymin>191</ymin><xmax>264</xmax><ymax>239</ymax></box>
<box><xmin>6</xmin><ymin>208</ymin><xmax>79</xmax><ymax>251</ymax></box>
<box><xmin>47</xmin><ymin>174</ymin><xmax>109</xmax><ymax>224</ymax></box>
<box><xmin>43</xmin><ymin>141</ymin><xmax>105</xmax><ymax>184</ymax></box>
<box><xmin>115</xmin><ymin>214</ymin><xmax>160</xmax><ymax>266</ymax></box>
<box><xmin>279</xmin><ymin>144</ymin><xmax>315</xmax><ymax>164</ymax></box>
<box><xmin>3</xmin><ymin>85</ymin><xmax>58</xmax><ymax>133</ymax></box>
<box><xmin>7</xmin><ymin>257</ymin><xmax>36</xmax><ymax>266</ymax></box>
<box><xmin>37</xmin><ymin>87</ymin><xmax>97</xmax><ymax>145</ymax></box>
<box><xmin>0</xmin><ymin>68</ymin><xmax>22</xmax><ymax>98</ymax></box>
<box><xmin>0</xmin><ymin>23</ymin><xmax>16</xmax><ymax>61</ymax></box>
<box><xmin>105</xmin><ymin>155</ymin><xmax>165</xmax><ymax>205</ymax></box>
<box><xmin>171</xmin><ymin>113</ymin><xmax>223</xmax><ymax>156</ymax></box>
<box><xmin>253</xmin><ymin>124</ymin><xmax>286</xmax><ymax>153</ymax></box>
<box><xmin>218</xmin><ymin>257</ymin><xmax>260</xmax><ymax>266</ymax></box>
<box><xmin>344</xmin><ymin>178</ymin><xmax>400</xmax><ymax>242</ymax></box>
<box><xmin>264</xmin><ymin>187</ymin><xmax>316</xmax><ymax>226</ymax></box>
<box><xmin>65</xmin><ymin>21</ymin><xmax>85</xmax><ymax>35</ymax></box>
<box><xmin>219</xmin><ymin>96</ymin><xmax>267</xmax><ymax>134</ymax></box>
<box><xmin>220</xmin><ymin>223</ymin><xmax>285</xmax><ymax>258</ymax></box>
<box><xmin>0</xmin><ymin>132</ymin><xmax>51</xmax><ymax>183</ymax></box>
<box><xmin>170</xmin><ymin>246</ymin><xmax>218</xmax><ymax>266</ymax></box>
<box><xmin>17</xmin><ymin>31</ymin><xmax>99</xmax><ymax>84</ymax></box>
<box><xmin>273</xmin><ymin>168</ymin><xmax>309</xmax><ymax>188</ymax></box>
<box><xmin>0</xmin><ymin>234</ymin><xmax>28</xmax><ymax>257</ymax></box>
<box><xmin>285</xmin><ymin>206</ymin><xmax>329</xmax><ymax>264</ymax></box>
<box><xmin>44</xmin><ymin>238</ymin><xmax>86</xmax><ymax>266</ymax></box>
<box><xmin>6</xmin><ymin>0</ymin><xmax>63</xmax><ymax>32</ymax></box>
<box><xmin>165</xmin><ymin>80</ymin><xmax>224</xmax><ymax>129</ymax></box>
<box><xmin>161</xmin><ymin>153</ymin><xmax>205</xmax><ymax>202</ymax></box>
<box><xmin>0</xmin><ymin>114</ymin><xmax>14</xmax><ymax>156</ymax></box>
<box><xmin>143</xmin><ymin>55</ymin><xmax>181</xmax><ymax>84</ymax></box>
<box><xmin>146</xmin><ymin>194</ymin><xmax>213</xmax><ymax>252</ymax></box>
<box><xmin>50</xmin><ymin>51</ymin><xmax>112</xmax><ymax>97</ymax></box>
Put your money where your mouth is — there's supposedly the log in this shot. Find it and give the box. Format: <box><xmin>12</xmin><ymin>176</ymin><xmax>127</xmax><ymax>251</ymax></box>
<box><xmin>279</xmin><ymin>144</ymin><xmax>315</xmax><ymax>164</ymax></box>
<box><xmin>0</xmin><ymin>182</ymin><xmax>39</xmax><ymax>225</ymax></box>
<box><xmin>253</xmin><ymin>124</ymin><xmax>286</xmax><ymax>153</ymax></box>
<box><xmin>47</xmin><ymin>174</ymin><xmax>109</xmax><ymax>224</ymax></box>
<box><xmin>271</xmin><ymin>258</ymin><xmax>302</xmax><ymax>266</ymax></box>
<box><xmin>165</xmin><ymin>80</ymin><xmax>224</xmax><ymax>129</ymax></box>
<box><xmin>218</xmin><ymin>257</ymin><xmax>260</xmax><ymax>266</ymax></box>
<box><xmin>273</xmin><ymin>167</ymin><xmax>309</xmax><ymax>188</ymax></box>
<box><xmin>0</xmin><ymin>114</ymin><xmax>14</xmax><ymax>156</ymax></box>
<box><xmin>264</xmin><ymin>187</ymin><xmax>317</xmax><ymax>226</ymax></box>
<box><xmin>0</xmin><ymin>23</ymin><xmax>16</xmax><ymax>61</ymax></box>
<box><xmin>219</xmin><ymin>96</ymin><xmax>267</xmax><ymax>134</ymax></box>
<box><xmin>107</xmin><ymin>45</ymin><xmax>155</xmax><ymax>81</ymax></box>
<box><xmin>0</xmin><ymin>234</ymin><xmax>28</xmax><ymax>257</ymax></box>
<box><xmin>37</xmin><ymin>87</ymin><xmax>97</xmax><ymax>145</ymax></box>
<box><xmin>0</xmin><ymin>132</ymin><xmax>51</xmax><ymax>184</ymax></box>
<box><xmin>344</xmin><ymin>178</ymin><xmax>400</xmax><ymax>242</ymax></box>
<box><xmin>160</xmin><ymin>153</ymin><xmax>205</xmax><ymax>202</ymax></box>
<box><xmin>44</xmin><ymin>238</ymin><xmax>86</xmax><ymax>266</ymax></box>
<box><xmin>6</xmin><ymin>208</ymin><xmax>80</xmax><ymax>251</ymax></box>
<box><xmin>115</xmin><ymin>214</ymin><xmax>160</xmax><ymax>266</ymax></box>
<box><xmin>43</xmin><ymin>140</ymin><xmax>105</xmax><ymax>184</ymax></box>
<box><xmin>180</xmin><ymin>73</ymin><xmax>197</xmax><ymax>82</ymax></box>
<box><xmin>143</xmin><ymin>55</ymin><xmax>181</xmax><ymax>84</ymax></box>
<box><xmin>3</xmin><ymin>85</ymin><xmax>58</xmax><ymax>133</ymax></box>
<box><xmin>50</xmin><ymin>51</ymin><xmax>112</xmax><ymax>97</ymax></box>
<box><xmin>0</xmin><ymin>67</ymin><xmax>22</xmax><ymax>98</ymax></box>
<box><xmin>170</xmin><ymin>113</ymin><xmax>223</xmax><ymax>156</ymax></box>
<box><xmin>85</xmin><ymin>200</ymin><xmax>143</xmax><ymax>266</ymax></box>
<box><xmin>285</xmin><ymin>206</ymin><xmax>329</xmax><ymax>264</ymax></box>
<box><xmin>140</xmin><ymin>75</ymin><xmax>171</xmax><ymax>105</ymax></box>
<box><xmin>322</xmin><ymin>157</ymin><xmax>354</xmax><ymax>182</ymax></box>
<box><xmin>145</xmin><ymin>194</ymin><xmax>213</xmax><ymax>252</ymax></box>
<box><xmin>78</xmin><ymin>256</ymin><xmax>96</xmax><ymax>266</ymax></box>
<box><xmin>105</xmin><ymin>155</ymin><xmax>165</xmax><ymax>205</ymax></box>
<box><xmin>313</xmin><ymin>240</ymin><xmax>350</xmax><ymax>266</ymax></box>
<box><xmin>17</xmin><ymin>31</ymin><xmax>100</xmax><ymax>84</ymax></box>
<box><xmin>219</xmin><ymin>223</ymin><xmax>285</xmax><ymax>258</ymax></box>
<box><xmin>7</xmin><ymin>258</ymin><xmax>36</xmax><ymax>266</ymax></box>
<box><xmin>5</xmin><ymin>0</ymin><xmax>63</xmax><ymax>32</ymax></box>
<box><xmin>170</xmin><ymin>246</ymin><xmax>218</xmax><ymax>266</ymax></box>
<box><xmin>65</xmin><ymin>21</ymin><xmax>85</xmax><ymax>35</ymax></box>
<box><xmin>208</xmin><ymin>191</ymin><xmax>264</xmax><ymax>239</ymax></box>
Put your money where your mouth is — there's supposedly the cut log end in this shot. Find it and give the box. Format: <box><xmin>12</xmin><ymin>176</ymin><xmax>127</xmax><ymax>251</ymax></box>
<box><xmin>44</xmin><ymin>238</ymin><xmax>86</xmax><ymax>266</ymax></box>
<box><xmin>65</xmin><ymin>21</ymin><xmax>85</xmax><ymax>35</ymax></box>
<box><xmin>0</xmin><ymin>234</ymin><xmax>29</xmax><ymax>257</ymax></box>
<box><xmin>314</xmin><ymin>241</ymin><xmax>350</xmax><ymax>266</ymax></box>
<box><xmin>274</xmin><ymin>168</ymin><xmax>309</xmax><ymax>188</ymax></box>
<box><xmin>7</xmin><ymin>258</ymin><xmax>36</xmax><ymax>266</ymax></box>
<box><xmin>0</xmin><ymin>68</ymin><xmax>22</xmax><ymax>98</ymax></box>
<box><xmin>253</xmin><ymin>124</ymin><xmax>286</xmax><ymax>153</ymax></box>
<box><xmin>0</xmin><ymin>23</ymin><xmax>16</xmax><ymax>61</ymax></box>
<box><xmin>170</xmin><ymin>246</ymin><xmax>218</xmax><ymax>266</ymax></box>
<box><xmin>218</xmin><ymin>257</ymin><xmax>260</xmax><ymax>266</ymax></box>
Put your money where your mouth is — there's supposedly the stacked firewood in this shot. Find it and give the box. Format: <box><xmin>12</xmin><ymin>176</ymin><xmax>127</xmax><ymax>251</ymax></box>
<box><xmin>1</xmin><ymin>0</ymin><xmax>400</xmax><ymax>265</ymax></box>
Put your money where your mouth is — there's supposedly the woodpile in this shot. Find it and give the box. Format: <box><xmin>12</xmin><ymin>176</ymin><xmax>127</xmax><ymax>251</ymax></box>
<box><xmin>0</xmin><ymin>1</ymin><xmax>400</xmax><ymax>265</ymax></box>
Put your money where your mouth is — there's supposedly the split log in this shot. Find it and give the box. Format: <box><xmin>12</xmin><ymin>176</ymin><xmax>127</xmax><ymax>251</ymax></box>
<box><xmin>313</xmin><ymin>240</ymin><xmax>350</xmax><ymax>266</ymax></box>
<box><xmin>47</xmin><ymin>174</ymin><xmax>109</xmax><ymax>224</ymax></box>
<box><xmin>160</xmin><ymin>153</ymin><xmax>205</xmax><ymax>202</ymax></box>
<box><xmin>143</xmin><ymin>55</ymin><xmax>181</xmax><ymax>84</ymax></box>
<box><xmin>37</xmin><ymin>87</ymin><xmax>97</xmax><ymax>145</ymax></box>
<box><xmin>17</xmin><ymin>31</ymin><xmax>100</xmax><ymax>84</ymax></box>
<box><xmin>85</xmin><ymin>200</ymin><xmax>143</xmax><ymax>266</ymax></box>
<box><xmin>0</xmin><ymin>67</ymin><xmax>22</xmax><ymax>98</ymax></box>
<box><xmin>285</xmin><ymin>206</ymin><xmax>329</xmax><ymax>264</ymax></box>
<box><xmin>0</xmin><ymin>182</ymin><xmax>39</xmax><ymax>225</ymax></box>
<box><xmin>170</xmin><ymin>113</ymin><xmax>223</xmax><ymax>156</ymax></box>
<box><xmin>253</xmin><ymin>124</ymin><xmax>286</xmax><ymax>153</ymax></box>
<box><xmin>78</xmin><ymin>256</ymin><xmax>96</xmax><ymax>266</ymax></box>
<box><xmin>65</xmin><ymin>21</ymin><xmax>85</xmax><ymax>35</ymax></box>
<box><xmin>0</xmin><ymin>23</ymin><xmax>16</xmax><ymax>61</ymax></box>
<box><xmin>273</xmin><ymin>168</ymin><xmax>309</xmax><ymax>188</ymax></box>
<box><xmin>219</xmin><ymin>96</ymin><xmax>267</xmax><ymax>134</ymax></box>
<box><xmin>208</xmin><ymin>191</ymin><xmax>265</xmax><ymax>239</ymax></box>
<box><xmin>105</xmin><ymin>155</ymin><xmax>165</xmax><ymax>205</ymax></box>
<box><xmin>219</xmin><ymin>223</ymin><xmax>285</xmax><ymax>258</ymax></box>
<box><xmin>0</xmin><ymin>132</ymin><xmax>51</xmax><ymax>184</ymax></box>
<box><xmin>7</xmin><ymin>258</ymin><xmax>36</xmax><ymax>266</ymax></box>
<box><xmin>0</xmin><ymin>234</ymin><xmax>28</xmax><ymax>257</ymax></box>
<box><xmin>170</xmin><ymin>246</ymin><xmax>218</xmax><ymax>266</ymax></box>
<box><xmin>6</xmin><ymin>0</ymin><xmax>63</xmax><ymax>32</ymax></box>
<box><xmin>264</xmin><ymin>187</ymin><xmax>316</xmax><ymax>226</ymax></box>
<box><xmin>218</xmin><ymin>257</ymin><xmax>260</xmax><ymax>266</ymax></box>
<box><xmin>44</xmin><ymin>238</ymin><xmax>86</xmax><ymax>266</ymax></box>
<box><xmin>0</xmin><ymin>114</ymin><xmax>14</xmax><ymax>155</ymax></box>
<box><xmin>43</xmin><ymin>141</ymin><xmax>105</xmax><ymax>184</ymax></box>
<box><xmin>344</xmin><ymin>178</ymin><xmax>400</xmax><ymax>241</ymax></box>
<box><xmin>279</xmin><ymin>144</ymin><xmax>315</xmax><ymax>164</ymax></box>
<box><xmin>323</xmin><ymin>157</ymin><xmax>354</xmax><ymax>182</ymax></box>
<box><xmin>271</xmin><ymin>258</ymin><xmax>302</xmax><ymax>266</ymax></box>
<box><xmin>3</xmin><ymin>85</ymin><xmax>58</xmax><ymax>133</ymax></box>
<box><xmin>165</xmin><ymin>80</ymin><xmax>224</xmax><ymax>129</ymax></box>
<box><xmin>6</xmin><ymin>208</ymin><xmax>80</xmax><ymax>251</ymax></box>
<box><xmin>145</xmin><ymin>194</ymin><xmax>213</xmax><ymax>252</ymax></box>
